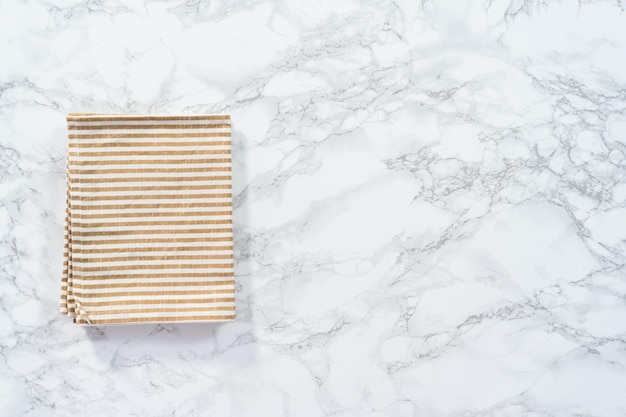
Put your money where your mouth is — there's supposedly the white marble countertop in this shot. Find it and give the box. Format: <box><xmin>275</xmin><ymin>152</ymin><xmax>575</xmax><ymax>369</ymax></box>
<box><xmin>1</xmin><ymin>0</ymin><xmax>626</xmax><ymax>416</ymax></box>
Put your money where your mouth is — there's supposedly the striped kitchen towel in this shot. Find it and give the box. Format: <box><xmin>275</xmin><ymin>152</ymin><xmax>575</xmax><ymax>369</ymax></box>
<box><xmin>61</xmin><ymin>113</ymin><xmax>236</xmax><ymax>325</ymax></box>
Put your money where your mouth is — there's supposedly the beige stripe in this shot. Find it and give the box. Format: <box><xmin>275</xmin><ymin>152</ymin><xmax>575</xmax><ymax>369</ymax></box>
<box><xmin>71</xmin><ymin>246</ymin><xmax>233</xmax><ymax>254</ymax></box>
<box><xmin>73</xmin><ymin>263</ymin><xmax>234</xmax><ymax>272</ymax></box>
<box><xmin>71</xmin><ymin>202</ymin><xmax>232</xmax><ymax>210</ymax></box>
<box><xmin>73</xmin><ymin>279</ymin><xmax>234</xmax><ymax>287</ymax></box>
<box><xmin>71</xmin><ymin>175</ymin><xmax>232</xmax><ymax>183</ymax></box>
<box><xmin>71</xmin><ymin>158</ymin><xmax>231</xmax><ymax>166</ymax></box>
<box><xmin>73</xmin><ymin>211</ymin><xmax>232</xmax><ymax>219</ymax></box>
<box><xmin>67</xmin><ymin>114</ymin><xmax>230</xmax><ymax>121</ymax></box>
<box><xmin>69</xmin><ymin>150</ymin><xmax>231</xmax><ymax>157</ymax></box>
<box><xmin>69</xmin><ymin>140</ymin><xmax>231</xmax><ymax>148</ymax></box>
<box><xmin>69</xmin><ymin>132</ymin><xmax>231</xmax><ymax>139</ymax></box>
<box><xmin>74</xmin><ymin>254</ymin><xmax>233</xmax><ymax>262</ymax></box>
<box><xmin>73</xmin><ymin>193</ymin><xmax>232</xmax><ymax>201</ymax></box>
<box><xmin>77</xmin><ymin>315</ymin><xmax>236</xmax><ymax>325</ymax></box>
<box><xmin>73</xmin><ymin>288</ymin><xmax>234</xmax><ymax>298</ymax></box>
<box><xmin>88</xmin><ymin>306</ymin><xmax>235</xmax><ymax>316</ymax></box>
<box><xmin>70</xmin><ymin>167</ymin><xmax>231</xmax><ymax>174</ymax></box>
<box><xmin>81</xmin><ymin>297</ymin><xmax>236</xmax><ymax>306</ymax></box>
<box><xmin>72</xmin><ymin>236</ymin><xmax>232</xmax><ymax>245</ymax></box>
<box><xmin>68</xmin><ymin>123</ymin><xmax>231</xmax><ymax>130</ymax></box>
<box><xmin>71</xmin><ymin>185</ymin><xmax>231</xmax><ymax>193</ymax></box>
<box><xmin>71</xmin><ymin>228</ymin><xmax>231</xmax><ymax>237</ymax></box>
<box><xmin>73</xmin><ymin>219</ymin><xmax>231</xmax><ymax>227</ymax></box>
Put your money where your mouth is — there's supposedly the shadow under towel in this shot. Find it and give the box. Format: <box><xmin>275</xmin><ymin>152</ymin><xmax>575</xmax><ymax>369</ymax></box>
<box><xmin>60</xmin><ymin>113</ymin><xmax>236</xmax><ymax>325</ymax></box>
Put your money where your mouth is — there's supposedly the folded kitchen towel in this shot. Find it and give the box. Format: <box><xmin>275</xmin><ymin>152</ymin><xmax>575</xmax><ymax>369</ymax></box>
<box><xmin>61</xmin><ymin>113</ymin><xmax>236</xmax><ymax>325</ymax></box>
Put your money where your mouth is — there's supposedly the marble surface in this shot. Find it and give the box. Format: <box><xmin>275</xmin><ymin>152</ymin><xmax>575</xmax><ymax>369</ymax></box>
<box><xmin>1</xmin><ymin>0</ymin><xmax>626</xmax><ymax>415</ymax></box>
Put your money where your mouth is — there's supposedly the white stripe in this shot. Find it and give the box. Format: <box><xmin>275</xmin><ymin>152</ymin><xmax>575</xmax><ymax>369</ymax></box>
<box><xmin>70</xmin><ymin>233</ymin><xmax>232</xmax><ymax>241</ymax></box>
<box><xmin>87</xmin><ymin>310</ymin><xmax>235</xmax><ymax>321</ymax></box>
<box><xmin>68</xmin><ymin>146</ymin><xmax>231</xmax><ymax>153</ymax></box>
<box><xmin>70</xmin><ymin>224</ymin><xmax>231</xmax><ymax>233</ymax></box>
<box><xmin>70</xmin><ymin>240</ymin><xmax>233</xmax><ymax>249</ymax></box>
<box><xmin>69</xmin><ymin>154</ymin><xmax>231</xmax><ymax>162</ymax></box>
<box><xmin>71</xmin><ymin>206</ymin><xmax>232</xmax><ymax>214</ymax></box>
<box><xmin>68</xmin><ymin>136</ymin><xmax>230</xmax><ymax>144</ymax></box>
<box><xmin>68</xmin><ymin>197</ymin><xmax>233</xmax><ymax>206</ymax></box>
<box><xmin>74</xmin><ymin>249</ymin><xmax>233</xmax><ymax>258</ymax></box>
<box><xmin>71</xmin><ymin>234</ymin><xmax>233</xmax><ymax>243</ymax></box>
<box><xmin>74</xmin><ymin>265</ymin><xmax>234</xmax><ymax>276</ymax></box>
<box><xmin>77</xmin><ymin>293</ymin><xmax>235</xmax><ymax>302</ymax></box>
<box><xmin>68</xmin><ymin>127</ymin><xmax>230</xmax><ymax>135</ymax></box>
<box><xmin>70</xmin><ymin>213</ymin><xmax>232</xmax><ymax>220</ymax></box>
<box><xmin>72</xmin><ymin>258</ymin><xmax>232</xmax><ymax>267</ymax></box>
<box><xmin>74</xmin><ymin>283</ymin><xmax>235</xmax><ymax>295</ymax></box>
<box><xmin>74</xmin><ymin>275</ymin><xmax>234</xmax><ymax>284</ymax></box>
<box><xmin>68</xmin><ymin>162</ymin><xmax>232</xmax><ymax>170</ymax></box>
<box><xmin>67</xmin><ymin>118</ymin><xmax>230</xmax><ymax>126</ymax></box>
<box><xmin>69</xmin><ymin>188</ymin><xmax>232</xmax><ymax>196</ymax></box>
<box><xmin>86</xmin><ymin>301</ymin><xmax>236</xmax><ymax>312</ymax></box>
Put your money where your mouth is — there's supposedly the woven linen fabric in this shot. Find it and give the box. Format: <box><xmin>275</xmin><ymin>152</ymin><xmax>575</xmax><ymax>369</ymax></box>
<box><xmin>60</xmin><ymin>113</ymin><xmax>236</xmax><ymax>325</ymax></box>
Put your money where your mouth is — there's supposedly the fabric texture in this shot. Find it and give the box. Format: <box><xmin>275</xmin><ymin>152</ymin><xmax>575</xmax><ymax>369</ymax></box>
<box><xmin>61</xmin><ymin>113</ymin><xmax>236</xmax><ymax>325</ymax></box>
